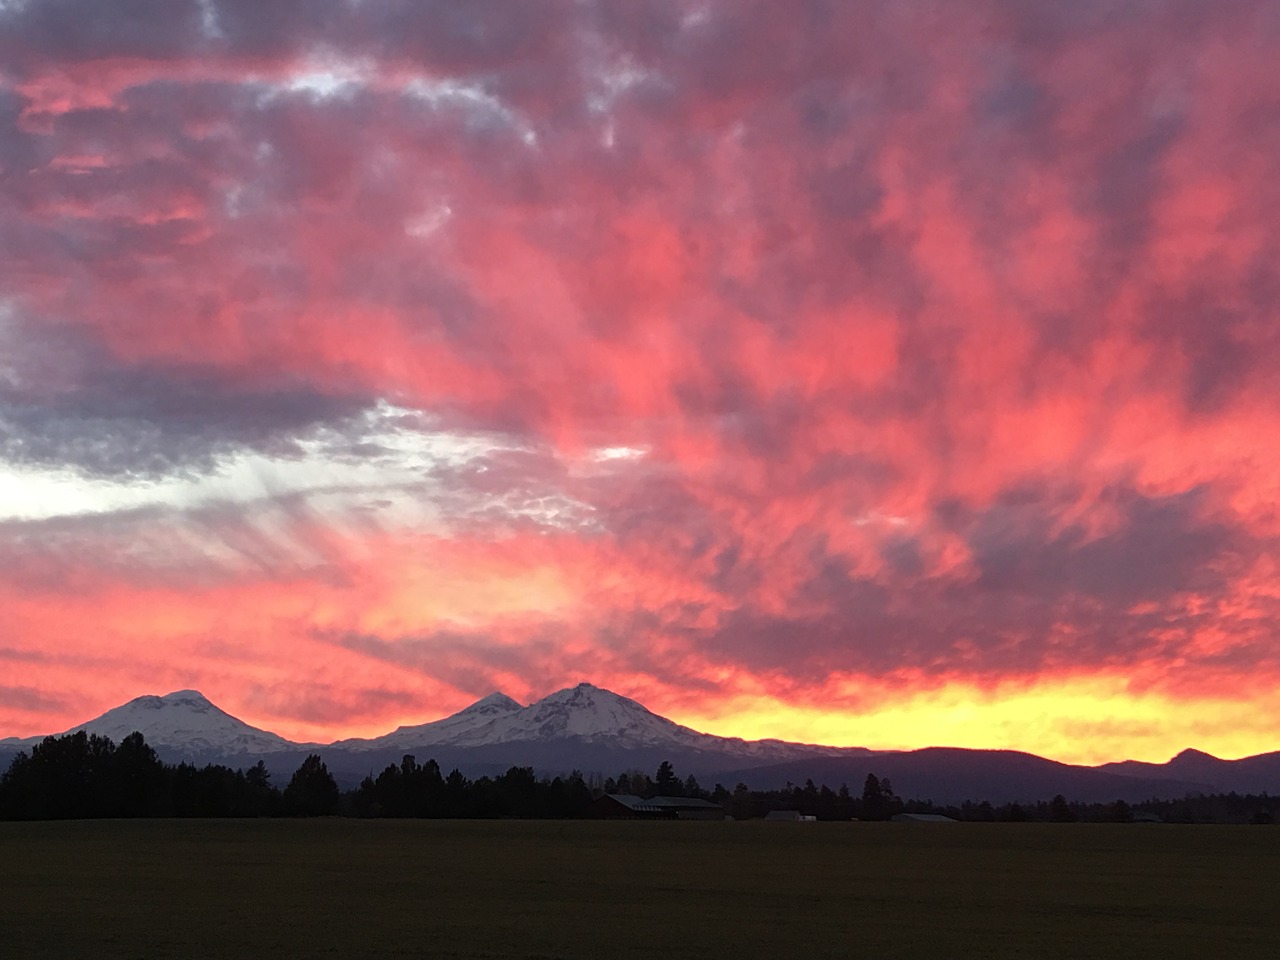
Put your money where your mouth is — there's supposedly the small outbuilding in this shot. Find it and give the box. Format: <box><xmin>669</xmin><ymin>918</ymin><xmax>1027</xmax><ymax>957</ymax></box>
<box><xmin>586</xmin><ymin>794</ymin><xmax>727</xmax><ymax>821</ymax></box>
<box><xmin>891</xmin><ymin>813</ymin><xmax>957</xmax><ymax>823</ymax></box>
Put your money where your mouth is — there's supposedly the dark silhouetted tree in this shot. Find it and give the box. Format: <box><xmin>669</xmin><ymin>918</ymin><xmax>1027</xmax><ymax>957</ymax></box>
<box><xmin>862</xmin><ymin>773</ymin><xmax>887</xmax><ymax>820</ymax></box>
<box><xmin>818</xmin><ymin>784</ymin><xmax>838</xmax><ymax>820</ymax></box>
<box><xmin>655</xmin><ymin>761</ymin><xmax>680</xmax><ymax>795</ymax></box>
<box><xmin>731</xmin><ymin>782</ymin><xmax>751</xmax><ymax>820</ymax></box>
<box><xmin>242</xmin><ymin>760</ymin><xmax>280</xmax><ymax>816</ymax></box>
<box><xmin>108</xmin><ymin>731</ymin><xmax>168</xmax><ymax>816</ymax></box>
<box><xmin>838</xmin><ymin>783</ymin><xmax>854</xmax><ymax>820</ymax></box>
<box><xmin>283</xmin><ymin>755</ymin><xmax>339</xmax><ymax>816</ymax></box>
<box><xmin>0</xmin><ymin>731</ymin><xmax>118</xmax><ymax>819</ymax></box>
<box><xmin>1049</xmin><ymin>794</ymin><xmax>1076</xmax><ymax>822</ymax></box>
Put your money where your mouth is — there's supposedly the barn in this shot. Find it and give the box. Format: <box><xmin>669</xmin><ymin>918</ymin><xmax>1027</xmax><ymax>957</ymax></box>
<box><xmin>586</xmin><ymin>794</ymin><xmax>728</xmax><ymax>820</ymax></box>
<box><xmin>891</xmin><ymin>813</ymin><xmax>957</xmax><ymax>822</ymax></box>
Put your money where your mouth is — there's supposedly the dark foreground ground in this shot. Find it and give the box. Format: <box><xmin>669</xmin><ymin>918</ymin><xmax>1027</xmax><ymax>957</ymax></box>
<box><xmin>1</xmin><ymin>819</ymin><xmax>1276</xmax><ymax>959</ymax></box>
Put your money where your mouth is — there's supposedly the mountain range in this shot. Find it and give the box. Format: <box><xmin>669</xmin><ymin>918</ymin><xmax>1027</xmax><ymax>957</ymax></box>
<box><xmin>3</xmin><ymin>683</ymin><xmax>1277</xmax><ymax>804</ymax></box>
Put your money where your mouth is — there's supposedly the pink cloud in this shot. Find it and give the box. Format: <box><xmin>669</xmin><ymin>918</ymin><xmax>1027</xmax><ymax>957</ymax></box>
<box><xmin>2</xmin><ymin>0</ymin><xmax>1279</xmax><ymax>759</ymax></box>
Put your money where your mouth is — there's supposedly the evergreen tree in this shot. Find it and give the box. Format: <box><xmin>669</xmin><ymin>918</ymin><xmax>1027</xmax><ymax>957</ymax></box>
<box><xmin>242</xmin><ymin>760</ymin><xmax>279</xmax><ymax>817</ymax></box>
<box><xmin>0</xmin><ymin>731</ymin><xmax>118</xmax><ymax>819</ymax></box>
<box><xmin>862</xmin><ymin>773</ymin><xmax>886</xmax><ymax>820</ymax></box>
<box><xmin>283</xmin><ymin>755</ymin><xmax>340</xmax><ymax>816</ymax></box>
<box><xmin>109</xmin><ymin>731</ymin><xmax>168</xmax><ymax>816</ymax></box>
<box><xmin>655</xmin><ymin>761</ymin><xmax>680</xmax><ymax>795</ymax></box>
<box><xmin>802</xmin><ymin>779</ymin><xmax>820</xmax><ymax>812</ymax></box>
<box><xmin>731</xmin><ymin>782</ymin><xmax>751</xmax><ymax>820</ymax></box>
<box><xmin>818</xmin><ymin>784</ymin><xmax>838</xmax><ymax>820</ymax></box>
<box><xmin>838</xmin><ymin>783</ymin><xmax>854</xmax><ymax>820</ymax></box>
<box><xmin>1049</xmin><ymin>794</ymin><xmax>1076</xmax><ymax>823</ymax></box>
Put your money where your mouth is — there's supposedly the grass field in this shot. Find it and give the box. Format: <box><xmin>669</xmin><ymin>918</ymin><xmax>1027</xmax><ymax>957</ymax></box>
<box><xmin>1</xmin><ymin>819</ymin><xmax>1276</xmax><ymax>959</ymax></box>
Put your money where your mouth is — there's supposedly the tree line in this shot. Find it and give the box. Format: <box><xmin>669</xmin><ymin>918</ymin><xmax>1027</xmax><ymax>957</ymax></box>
<box><xmin>0</xmin><ymin>731</ymin><xmax>591</xmax><ymax>820</ymax></box>
<box><xmin>349</xmin><ymin>754</ymin><xmax>591</xmax><ymax>818</ymax></box>
<box><xmin>1</xmin><ymin>731</ymin><xmax>309</xmax><ymax>819</ymax></box>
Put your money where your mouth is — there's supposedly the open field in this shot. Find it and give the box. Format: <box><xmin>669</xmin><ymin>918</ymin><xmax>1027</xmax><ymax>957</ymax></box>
<box><xmin>2</xmin><ymin>819</ymin><xmax>1276</xmax><ymax>959</ymax></box>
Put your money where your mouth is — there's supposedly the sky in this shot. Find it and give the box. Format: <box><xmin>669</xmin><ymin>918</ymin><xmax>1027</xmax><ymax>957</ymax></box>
<box><xmin>2</xmin><ymin>0</ymin><xmax>1279</xmax><ymax>765</ymax></box>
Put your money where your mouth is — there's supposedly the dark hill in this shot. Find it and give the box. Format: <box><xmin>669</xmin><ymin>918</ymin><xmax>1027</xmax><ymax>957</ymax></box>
<box><xmin>711</xmin><ymin>747</ymin><xmax>1212</xmax><ymax>805</ymax></box>
<box><xmin>1098</xmin><ymin>748</ymin><xmax>1280</xmax><ymax>795</ymax></box>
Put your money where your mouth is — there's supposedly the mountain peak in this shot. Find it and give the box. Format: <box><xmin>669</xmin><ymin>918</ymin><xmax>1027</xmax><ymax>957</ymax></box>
<box><xmin>120</xmin><ymin>690</ymin><xmax>214</xmax><ymax>711</ymax></box>
<box><xmin>1170</xmin><ymin>747</ymin><xmax>1220</xmax><ymax>763</ymax></box>
<box><xmin>542</xmin><ymin>682</ymin><xmax>637</xmax><ymax>705</ymax></box>
<box><xmin>512</xmin><ymin>683</ymin><xmax>691</xmax><ymax>743</ymax></box>
<box><xmin>460</xmin><ymin>692</ymin><xmax>523</xmax><ymax>713</ymax></box>
<box><xmin>158</xmin><ymin>690</ymin><xmax>211</xmax><ymax>704</ymax></box>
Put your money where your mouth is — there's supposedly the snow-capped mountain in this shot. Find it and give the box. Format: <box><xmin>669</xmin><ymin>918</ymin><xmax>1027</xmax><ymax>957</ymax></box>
<box><xmin>336</xmin><ymin>682</ymin><xmax>849</xmax><ymax>763</ymax></box>
<box><xmin>488</xmin><ymin>683</ymin><xmax>706</xmax><ymax>746</ymax></box>
<box><xmin>0</xmin><ymin>690</ymin><xmax>301</xmax><ymax>758</ymax></box>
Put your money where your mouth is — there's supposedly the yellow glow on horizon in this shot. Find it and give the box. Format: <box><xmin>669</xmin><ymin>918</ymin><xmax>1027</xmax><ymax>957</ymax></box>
<box><xmin>670</xmin><ymin>675</ymin><xmax>1280</xmax><ymax>766</ymax></box>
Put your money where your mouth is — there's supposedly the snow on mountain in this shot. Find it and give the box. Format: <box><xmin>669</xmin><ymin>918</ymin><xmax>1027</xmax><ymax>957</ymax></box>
<box><xmin>3</xmin><ymin>690</ymin><xmax>302</xmax><ymax>756</ymax></box>
<box><xmin>337</xmin><ymin>682</ymin><xmax>849</xmax><ymax>762</ymax></box>
<box><xmin>337</xmin><ymin>690</ymin><xmax>524</xmax><ymax>752</ymax></box>
<box><xmin>470</xmin><ymin>683</ymin><xmax>707</xmax><ymax>747</ymax></box>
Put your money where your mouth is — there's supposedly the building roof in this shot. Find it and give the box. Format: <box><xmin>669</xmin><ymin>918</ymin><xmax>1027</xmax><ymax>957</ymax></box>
<box><xmin>891</xmin><ymin>813</ymin><xmax>957</xmax><ymax>822</ymax></box>
<box><xmin>606</xmin><ymin>794</ymin><xmax>724</xmax><ymax>812</ymax></box>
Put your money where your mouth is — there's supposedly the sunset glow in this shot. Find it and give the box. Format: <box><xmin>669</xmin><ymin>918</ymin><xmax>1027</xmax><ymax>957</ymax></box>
<box><xmin>2</xmin><ymin>1</ymin><xmax>1279</xmax><ymax>764</ymax></box>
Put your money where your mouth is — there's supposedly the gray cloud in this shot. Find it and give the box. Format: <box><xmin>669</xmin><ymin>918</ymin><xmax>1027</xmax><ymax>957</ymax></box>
<box><xmin>1</xmin><ymin>339</ymin><xmax>376</xmax><ymax>476</ymax></box>
<box><xmin>687</xmin><ymin>483</ymin><xmax>1264</xmax><ymax>681</ymax></box>
<box><xmin>968</xmin><ymin>485</ymin><xmax>1239</xmax><ymax>604</ymax></box>
<box><xmin>0</xmin><ymin>684</ymin><xmax>69</xmax><ymax>713</ymax></box>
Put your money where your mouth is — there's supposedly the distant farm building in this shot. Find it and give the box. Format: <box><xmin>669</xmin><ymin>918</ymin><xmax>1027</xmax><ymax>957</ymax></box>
<box><xmin>586</xmin><ymin>795</ymin><xmax>727</xmax><ymax>821</ymax></box>
<box><xmin>763</xmin><ymin>810</ymin><xmax>817</xmax><ymax>822</ymax></box>
<box><xmin>891</xmin><ymin>813</ymin><xmax>957</xmax><ymax>823</ymax></box>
